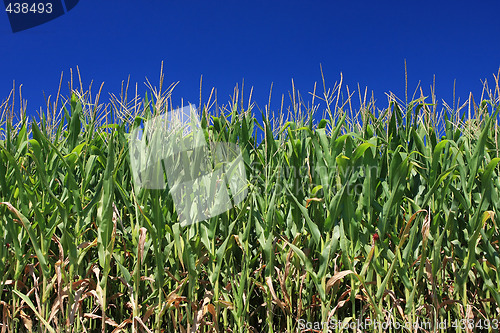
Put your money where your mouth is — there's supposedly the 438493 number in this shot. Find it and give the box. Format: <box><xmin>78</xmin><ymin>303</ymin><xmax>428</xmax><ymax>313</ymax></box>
<box><xmin>5</xmin><ymin>2</ymin><xmax>53</xmax><ymax>14</ymax></box>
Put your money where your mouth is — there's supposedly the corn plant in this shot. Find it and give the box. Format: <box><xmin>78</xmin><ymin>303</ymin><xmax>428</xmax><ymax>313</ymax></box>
<box><xmin>1</xmin><ymin>68</ymin><xmax>500</xmax><ymax>332</ymax></box>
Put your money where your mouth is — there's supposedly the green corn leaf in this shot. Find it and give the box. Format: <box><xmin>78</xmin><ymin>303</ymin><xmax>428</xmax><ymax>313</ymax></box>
<box><xmin>1</xmin><ymin>202</ymin><xmax>50</xmax><ymax>278</ymax></box>
<box><xmin>13</xmin><ymin>290</ymin><xmax>56</xmax><ymax>333</ymax></box>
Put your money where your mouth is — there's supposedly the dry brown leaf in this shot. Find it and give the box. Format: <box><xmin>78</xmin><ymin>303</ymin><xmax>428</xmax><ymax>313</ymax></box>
<box><xmin>2</xmin><ymin>300</ymin><xmax>11</xmax><ymax>333</ymax></box>
<box><xmin>134</xmin><ymin>317</ymin><xmax>153</xmax><ymax>333</ymax></box>
<box><xmin>69</xmin><ymin>284</ymin><xmax>88</xmax><ymax>326</ymax></box>
<box><xmin>54</xmin><ymin>260</ymin><xmax>64</xmax><ymax>324</ymax></box>
<box><xmin>465</xmin><ymin>304</ymin><xmax>474</xmax><ymax>333</ymax></box>
<box><xmin>233</xmin><ymin>234</ymin><xmax>244</xmax><ymax>251</ymax></box>
<box><xmin>105</xmin><ymin>317</ymin><xmax>119</xmax><ymax>328</ymax></box>
<box><xmin>424</xmin><ymin>259</ymin><xmax>433</xmax><ymax>284</ymax></box>
<box><xmin>191</xmin><ymin>290</ymin><xmax>214</xmax><ymax>333</ymax></box>
<box><xmin>166</xmin><ymin>293</ymin><xmax>188</xmax><ymax>309</ymax></box>
<box><xmin>140</xmin><ymin>276</ymin><xmax>155</xmax><ymax>282</ymax></box>
<box><xmin>142</xmin><ymin>304</ymin><xmax>156</xmax><ymax>324</ymax></box>
<box><xmin>48</xmin><ymin>292</ymin><xmax>69</xmax><ymax>324</ymax></box>
<box><xmin>306</xmin><ymin>197</ymin><xmax>322</xmax><ymax>208</ymax></box>
<box><xmin>83</xmin><ymin>313</ymin><xmax>119</xmax><ymax>327</ymax></box>
<box><xmin>79</xmin><ymin>316</ymin><xmax>89</xmax><ymax>333</ymax></box>
<box><xmin>422</xmin><ymin>208</ymin><xmax>431</xmax><ymax>242</ymax></box>
<box><xmin>326</xmin><ymin>270</ymin><xmax>355</xmax><ymax>294</ymax></box>
<box><xmin>205</xmin><ymin>303</ymin><xmax>219</xmax><ymax>332</ymax></box>
<box><xmin>206</xmin><ymin>303</ymin><xmax>216</xmax><ymax>319</ymax></box>
<box><xmin>165</xmin><ymin>269</ymin><xmax>181</xmax><ymax>284</ymax></box>
<box><xmin>77</xmin><ymin>239</ymin><xmax>97</xmax><ymax>249</ymax></box>
<box><xmin>398</xmin><ymin>209</ymin><xmax>428</xmax><ymax>241</ymax></box>
<box><xmin>328</xmin><ymin>291</ymin><xmax>352</xmax><ymax>319</ymax></box>
<box><xmin>19</xmin><ymin>310</ymin><xmax>32</xmax><ymax>332</ymax></box>
<box><xmin>111</xmin><ymin>319</ymin><xmax>133</xmax><ymax>333</ymax></box>
<box><xmin>84</xmin><ymin>313</ymin><xmax>101</xmax><ymax>320</ymax></box>
<box><xmin>73</xmin><ymin>278</ymin><xmax>92</xmax><ymax>290</ymax></box>
<box><xmin>382</xmin><ymin>289</ymin><xmax>406</xmax><ymax>320</ymax></box>
<box><xmin>25</xmin><ymin>264</ymin><xmax>42</xmax><ymax>318</ymax></box>
<box><xmin>279</xmin><ymin>249</ymin><xmax>293</xmax><ymax>310</ymax></box>
<box><xmin>138</xmin><ymin>227</ymin><xmax>147</xmax><ymax>264</ymax></box>
<box><xmin>265</xmin><ymin>276</ymin><xmax>287</xmax><ymax>311</ymax></box>
<box><xmin>439</xmin><ymin>299</ymin><xmax>459</xmax><ymax>310</ymax></box>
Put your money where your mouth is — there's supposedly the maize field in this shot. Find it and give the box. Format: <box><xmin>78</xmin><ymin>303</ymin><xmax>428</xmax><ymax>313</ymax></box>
<box><xmin>1</xmin><ymin>69</ymin><xmax>500</xmax><ymax>332</ymax></box>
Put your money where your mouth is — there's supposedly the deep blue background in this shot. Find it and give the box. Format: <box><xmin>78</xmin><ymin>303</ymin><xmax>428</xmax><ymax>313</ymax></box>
<box><xmin>1</xmin><ymin>0</ymin><xmax>500</xmax><ymax>121</ymax></box>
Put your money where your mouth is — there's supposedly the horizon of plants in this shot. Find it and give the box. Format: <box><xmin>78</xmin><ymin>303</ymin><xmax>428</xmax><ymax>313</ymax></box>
<box><xmin>0</xmin><ymin>68</ymin><xmax>500</xmax><ymax>332</ymax></box>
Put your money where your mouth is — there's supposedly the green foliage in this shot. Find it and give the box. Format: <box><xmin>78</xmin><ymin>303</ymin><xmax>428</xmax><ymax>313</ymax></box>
<box><xmin>1</xmin><ymin>76</ymin><xmax>500</xmax><ymax>333</ymax></box>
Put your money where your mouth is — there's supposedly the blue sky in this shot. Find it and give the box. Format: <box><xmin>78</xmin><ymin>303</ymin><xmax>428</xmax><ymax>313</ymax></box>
<box><xmin>1</xmin><ymin>0</ymin><xmax>500</xmax><ymax>120</ymax></box>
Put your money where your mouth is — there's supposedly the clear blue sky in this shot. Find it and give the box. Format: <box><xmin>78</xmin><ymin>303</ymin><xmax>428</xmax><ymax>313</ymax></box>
<box><xmin>2</xmin><ymin>0</ymin><xmax>500</xmax><ymax>120</ymax></box>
